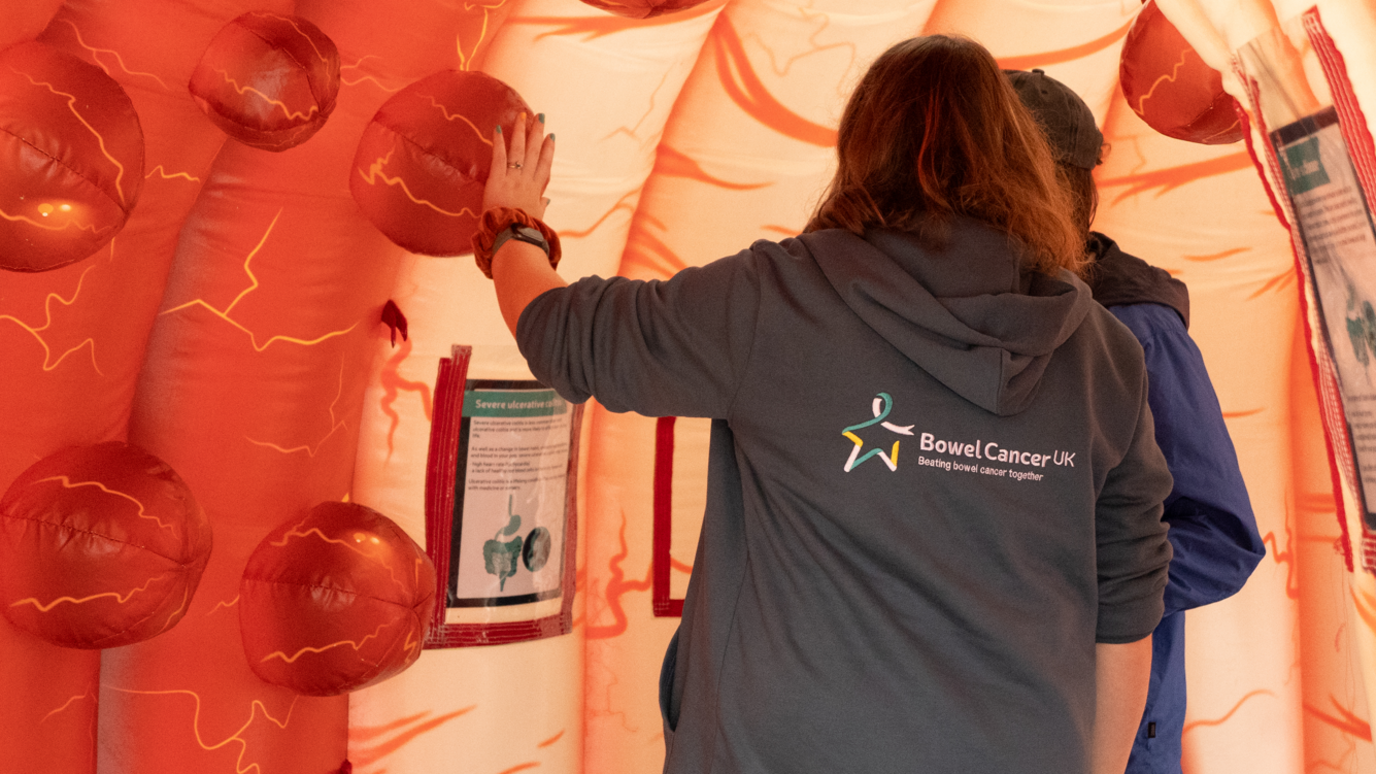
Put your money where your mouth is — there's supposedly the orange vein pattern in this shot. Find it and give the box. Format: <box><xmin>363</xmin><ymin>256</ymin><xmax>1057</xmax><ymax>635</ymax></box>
<box><xmin>1304</xmin><ymin>696</ymin><xmax>1373</xmax><ymax>741</ymax></box>
<box><xmin>104</xmin><ymin>686</ymin><xmax>298</xmax><ymax>774</ymax></box>
<box><xmin>537</xmin><ymin>730</ymin><xmax>565</xmax><ymax>747</ymax></box>
<box><xmin>350</xmin><ymin>707</ymin><xmax>474</xmax><ymax>768</ymax></box>
<box><xmin>516</xmin><ymin>1</ymin><xmax>726</xmax><ymax>42</ymax></box>
<box><xmin>740</xmin><ymin>8</ymin><xmax>857</xmax><ymax>80</ymax></box>
<box><xmin>1221</xmin><ymin>407</ymin><xmax>1265</xmax><ymax>419</ymax></box>
<box><xmin>586</xmin><ymin>512</ymin><xmax>653</xmax><ymax>640</ymax></box>
<box><xmin>247</xmin><ymin>12</ymin><xmax>332</xmax><ymax>64</ymax></box>
<box><xmin>621</xmin><ymin>219</ymin><xmax>688</xmax><ymax>279</ymax></box>
<box><xmin>456</xmin><ymin>1</ymin><xmax>510</xmax><ymax>71</ymax></box>
<box><xmin>356</xmin><ymin>150</ymin><xmax>481</xmax><ymax>219</ymax></box>
<box><xmin>260</xmin><ymin>620</ymin><xmax>394</xmax><ymax>664</ymax></box>
<box><xmin>341</xmin><ymin>56</ymin><xmax>403</xmax><ymax>92</ymax></box>
<box><xmin>1261</xmin><ymin>524</ymin><xmax>1299</xmax><ymax>599</ymax></box>
<box><xmin>559</xmin><ymin>191</ymin><xmax>639</xmax><ymax>239</ymax></box>
<box><xmin>206</xmin><ymin>595</ymin><xmax>240</xmax><ymax>617</ymax></box>
<box><xmin>603</xmin><ymin>70</ymin><xmax>672</xmax><ymax>142</ymax></box>
<box><xmin>10</xmin><ymin>573</ymin><xmax>164</xmax><ymax>613</ymax></box>
<box><xmin>59</xmin><ymin>19</ymin><xmax>171</xmax><ymax>91</ymax></box>
<box><xmin>269</xmin><ymin>523</ymin><xmax>379</xmax><ymax>552</ymax></box>
<box><xmin>1185</xmin><ymin>247</ymin><xmax>1251</xmax><ymax>262</ymax></box>
<box><xmin>1248</xmin><ymin>269</ymin><xmax>1294</xmax><ymax>300</ymax></box>
<box><xmin>155</xmin><ymin>585</ymin><xmax>192</xmax><ymax>636</ymax></box>
<box><xmin>1182</xmin><ymin>689</ymin><xmax>1275</xmax><ymax>733</ymax></box>
<box><xmin>1132</xmin><ymin>48</ymin><xmax>1191</xmax><ymax>115</ymax></box>
<box><xmin>710</xmin><ymin>15</ymin><xmax>836</xmax><ymax>147</ymax></box>
<box><xmin>379</xmin><ymin>337</ymin><xmax>434</xmax><ymax>458</ymax></box>
<box><xmin>1097</xmin><ymin>152</ymin><xmax>1253</xmax><ymax>203</ymax></box>
<box><xmin>652</xmin><ymin>145</ymin><xmax>770</xmax><ymax>190</ymax></box>
<box><xmin>159</xmin><ymin>210</ymin><xmax>359</xmax><ymax>351</ymax></box>
<box><xmin>266</xmin><ymin>520</ymin><xmax>406</xmax><ymax>595</ymax></box>
<box><xmin>0</xmin><ymin>264</ymin><xmax>103</xmax><ymax>374</ymax></box>
<box><xmin>350</xmin><ymin>711</ymin><xmax>430</xmax><ymax>742</ymax></box>
<box><xmin>12</xmin><ymin>66</ymin><xmax>130</xmax><ymax>206</ymax></box>
<box><xmin>995</xmin><ymin>19</ymin><xmax>1136</xmax><ymax>70</ymax></box>
<box><xmin>246</xmin><ymin>359</ymin><xmax>349</xmax><ymax>457</ymax></box>
<box><xmin>145</xmin><ymin>165</ymin><xmax>201</xmax><ymax>182</ymax></box>
<box><xmin>41</xmin><ymin>683</ymin><xmax>95</xmax><ymax>723</ymax></box>
<box><xmin>424</xmin><ymin>96</ymin><xmax>493</xmax><ymax>146</ymax></box>
<box><xmin>1352</xmin><ymin>587</ymin><xmax>1376</xmax><ymax>637</ymax></box>
<box><xmin>496</xmin><ymin>763</ymin><xmax>540</xmax><ymax>774</ymax></box>
<box><xmin>213</xmin><ymin>68</ymin><xmax>320</xmax><ymax>121</ymax></box>
<box><xmin>33</xmin><ymin>475</ymin><xmax>176</xmax><ymax>531</ymax></box>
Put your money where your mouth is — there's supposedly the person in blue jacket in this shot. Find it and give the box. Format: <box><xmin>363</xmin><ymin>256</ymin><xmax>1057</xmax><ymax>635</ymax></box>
<box><xmin>1009</xmin><ymin>68</ymin><xmax>1268</xmax><ymax>773</ymax></box>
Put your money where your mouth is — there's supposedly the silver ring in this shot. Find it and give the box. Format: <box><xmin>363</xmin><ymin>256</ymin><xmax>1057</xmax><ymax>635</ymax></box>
<box><xmin>507</xmin><ymin>162</ymin><xmax>523</xmax><ymax>170</ymax></box>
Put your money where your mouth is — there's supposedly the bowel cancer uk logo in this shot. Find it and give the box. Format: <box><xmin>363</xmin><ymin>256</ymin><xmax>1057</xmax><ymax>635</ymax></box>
<box><xmin>840</xmin><ymin>392</ymin><xmax>913</xmax><ymax>472</ymax></box>
<box><xmin>840</xmin><ymin>392</ymin><xmax>1076</xmax><ymax>480</ymax></box>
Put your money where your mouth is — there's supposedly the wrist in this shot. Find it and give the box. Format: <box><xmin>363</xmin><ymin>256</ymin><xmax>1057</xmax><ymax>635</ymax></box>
<box><xmin>471</xmin><ymin>207</ymin><xmax>562</xmax><ymax>279</ymax></box>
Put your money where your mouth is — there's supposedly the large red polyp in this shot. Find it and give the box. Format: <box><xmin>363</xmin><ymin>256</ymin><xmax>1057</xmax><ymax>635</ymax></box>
<box><xmin>0</xmin><ymin>41</ymin><xmax>144</xmax><ymax>273</ymax></box>
<box><xmin>577</xmin><ymin>0</ymin><xmax>712</xmax><ymax>19</ymax></box>
<box><xmin>189</xmin><ymin>11</ymin><xmax>340</xmax><ymax>152</ymax></box>
<box><xmin>0</xmin><ymin>442</ymin><xmax>212</xmax><ymax>648</ymax></box>
<box><xmin>1120</xmin><ymin>0</ymin><xmax>1242</xmax><ymax>145</ymax></box>
<box><xmin>350</xmin><ymin>70</ymin><xmax>530</xmax><ymax>256</ymax></box>
<box><xmin>240</xmin><ymin>501</ymin><xmax>436</xmax><ymax>696</ymax></box>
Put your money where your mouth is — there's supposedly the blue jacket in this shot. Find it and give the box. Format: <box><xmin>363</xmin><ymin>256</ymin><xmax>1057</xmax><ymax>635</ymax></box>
<box><xmin>1086</xmin><ymin>233</ymin><xmax>1266</xmax><ymax>774</ymax></box>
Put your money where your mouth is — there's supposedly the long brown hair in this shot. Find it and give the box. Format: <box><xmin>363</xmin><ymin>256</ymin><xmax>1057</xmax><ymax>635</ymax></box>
<box><xmin>805</xmin><ymin>35</ymin><xmax>1086</xmax><ymax>276</ymax></box>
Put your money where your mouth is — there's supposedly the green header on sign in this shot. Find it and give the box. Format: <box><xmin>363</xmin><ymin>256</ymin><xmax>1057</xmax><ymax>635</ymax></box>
<box><xmin>1283</xmin><ymin>136</ymin><xmax>1331</xmax><ymax>195</ymax></box>
<box><xmin>465</xmin><ymin>389</ymin><xmax>567</xmax><ymax>417</ymax></box>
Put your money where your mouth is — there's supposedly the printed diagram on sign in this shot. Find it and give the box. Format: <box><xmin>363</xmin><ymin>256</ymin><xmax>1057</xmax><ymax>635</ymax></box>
<box><xmin>482</xmin><ymin>494</ymin><xmax>552</xmax><ymax>591</ymax></box>
<box><xmin>1345</xmin><ymin>281</ymin><xmax>1376</xmax><ymax>377</ymax></box>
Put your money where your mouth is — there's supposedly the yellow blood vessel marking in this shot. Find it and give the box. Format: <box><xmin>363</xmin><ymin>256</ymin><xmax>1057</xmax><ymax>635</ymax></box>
<box><xmin>61</xmin><ymin>20</ymin><xmax>171</xmax><ymax>90</ymax></box>
<box><xmin>158</xmin><ymin>210</ymin><xmax>358</xmax><ymax>351</ymax></box>
<box><xmin>12</xmin><ymin>67</ymin><xmax>130</xmax><ymax>206</ymax></box>
<box><xmin>213</xmin><ymin>69</ymin><xmax>321</xmax><ymax>122</ymax></box>
<box><xmin>260</xmin><ymin>620</ymin><xmax>395</xmax><ymax>664</ymax></box>
<box><xmin>0</xmin><ymin>265</ymin><xmax>102</xmax><ymax>374</ymax></box>
<box><xmin>103</xmin><ymin>686</ymin><xmax>299</xmax><ymax>774</ymax></box>
<box><xmin>33</xmin><ymin>475</ymin><xmax>176</xmax><ymax>530</ymax></box>
<box><xmin>356</xmin><ymin>150</ymin><xmax>482</xmax><ymax>218</ymax></box>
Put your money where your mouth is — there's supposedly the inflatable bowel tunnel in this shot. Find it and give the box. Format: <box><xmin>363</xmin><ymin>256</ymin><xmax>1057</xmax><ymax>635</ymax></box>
<box><xmin>2</xmin><ymin>0</ymin><xmax>1376</xmax><ymax>771</ymax></box>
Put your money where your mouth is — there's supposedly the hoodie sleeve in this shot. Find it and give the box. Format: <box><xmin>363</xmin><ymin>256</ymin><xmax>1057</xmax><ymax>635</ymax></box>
<box><xmin>515</xmin><ymin>247</ymin><xmax>763</xmax><ymax>419</ymax></box>
<box><xmin>1110</xmin><ymin>303</ymin><xmax>1265</xmax><ymax>616</ymax></box>
<box><xmin>1094</xmin><ymin>373</ymin><xmax>1175</xmax><ymax>644</ymax></box>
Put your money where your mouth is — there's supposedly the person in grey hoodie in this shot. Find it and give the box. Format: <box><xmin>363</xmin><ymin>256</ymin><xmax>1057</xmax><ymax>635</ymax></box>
<box><xmin>475</xmin><ymin>35</ymin><xmax>1173</xmax><ymax>774</ymax></box>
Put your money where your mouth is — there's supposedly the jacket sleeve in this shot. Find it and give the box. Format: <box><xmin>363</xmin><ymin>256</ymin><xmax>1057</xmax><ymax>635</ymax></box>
<box><xmin>515</xmin><ymin>247</ymin><xmax>763</xmax><ymax>420</ymax></box>
<box><xmin>1095</xmin><ymin>370</ymin><xmax>1175</xmax><ymax>644</ymax></box>
<box><xmin>1111</xmin><ymin>304</ymin><xmax>1266</xmax><ymax>617</ymax></box>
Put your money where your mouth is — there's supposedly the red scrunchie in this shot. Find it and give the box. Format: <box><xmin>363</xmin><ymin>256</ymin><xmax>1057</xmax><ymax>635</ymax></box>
<box><xmin>471</xmin><ymin>207</ymin><xmax>562</xmax><ymax>279</ymax></box>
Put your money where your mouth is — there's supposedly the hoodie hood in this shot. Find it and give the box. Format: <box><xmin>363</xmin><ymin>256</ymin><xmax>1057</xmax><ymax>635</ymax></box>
<box><xmin>800</xmin><ymin>219</ymin><xmax>1092</xmax><ymax>416</ymax></box>
<box><xmin>1084</xmin><ymin>232</ymin><xmax>1190</xmax><ymax>329</ymax></box>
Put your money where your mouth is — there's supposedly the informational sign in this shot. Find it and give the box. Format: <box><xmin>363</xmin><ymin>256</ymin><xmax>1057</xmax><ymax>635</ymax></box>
<box><xmin>1274</xmin><ymin>106</ymin><xmax>1376</xmax><ymax>528</ymax></box>
<box><xmin>423</xmin><ymin>346</ymin><xmax>581</xmax><ymax>648</ymax></box>
<box><xmin>450</xmin><ymin>381</ymin><xmax>571</xmax><ymax>607</ymax></box>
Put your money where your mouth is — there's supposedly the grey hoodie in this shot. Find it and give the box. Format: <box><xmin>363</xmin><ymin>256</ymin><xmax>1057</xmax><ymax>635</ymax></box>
<box><xmin>518</xmin><ymin>217</ymin><xmax>1173</xmax><ymax>774</ymax></box>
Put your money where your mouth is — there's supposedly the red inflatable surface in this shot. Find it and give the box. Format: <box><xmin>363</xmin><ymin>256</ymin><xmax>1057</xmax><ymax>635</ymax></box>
<box><xmin>0</xmin><ymin>442</ymin><xmax>210</xmax><ymax>648</ymax></box>
<box><xmin>240</xmin><ymin>501</ymin><xmax>435</xmax><ymax>696</ymax></box>
<box><xmin>0</xmin><ymin>41</ymin><xmax>144</xmax><ymax>272</ymax></box>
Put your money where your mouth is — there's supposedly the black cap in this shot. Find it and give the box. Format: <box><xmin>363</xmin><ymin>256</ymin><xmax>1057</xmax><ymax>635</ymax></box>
<box><xmin>1005</xmin><ymin>68</ymin><xmax>1103</xmax><ymax>170</ymax></box>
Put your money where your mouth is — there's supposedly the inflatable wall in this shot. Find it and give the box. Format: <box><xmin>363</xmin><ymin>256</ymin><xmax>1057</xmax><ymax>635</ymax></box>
<box><xmin>1</xmin><ymin>0</ymin><xmax>1375</xmax><ymax>772</ymax></box>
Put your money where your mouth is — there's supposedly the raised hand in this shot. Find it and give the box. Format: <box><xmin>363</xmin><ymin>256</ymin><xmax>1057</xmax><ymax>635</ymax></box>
<box><xmin>483</xmin><ymin>111</ymin><xmax>555</xmax><ymax>219</ymax></box>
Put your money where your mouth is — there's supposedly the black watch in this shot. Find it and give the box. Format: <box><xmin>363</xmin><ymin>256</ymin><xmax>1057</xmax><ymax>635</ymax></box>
<box><xmin>491</xmin><ymin>224</ymin><xmax>550</xmax><ymax>256</ymax></box>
